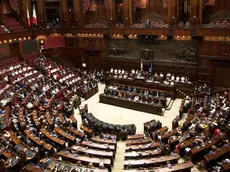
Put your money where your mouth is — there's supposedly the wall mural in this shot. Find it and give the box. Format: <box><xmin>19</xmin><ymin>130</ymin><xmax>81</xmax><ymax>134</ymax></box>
<box><xmin>108</xmin><ymin>38</ymin><xmax>197</xmax><ymax>63</ymax></box>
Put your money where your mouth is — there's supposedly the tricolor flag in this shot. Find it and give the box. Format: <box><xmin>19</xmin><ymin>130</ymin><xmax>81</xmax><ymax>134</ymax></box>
<box><xmin>26</xmin><ymin>4</ymin><xmax>30</xmax><ymax>27</ymax></box>
<box><xmin>149</xmin><ymin>60</ymin><xmax>153</xmax><ymax>75</ymax></box>
<box><xmin>140</xmin><ymin>59</ymin><xmax>143</xmax><ymax>71</ymax></box>
<box><xmin>32</xmin><ymin>4</ymin><xmax>37</xmax><ymax>25</ymax></box>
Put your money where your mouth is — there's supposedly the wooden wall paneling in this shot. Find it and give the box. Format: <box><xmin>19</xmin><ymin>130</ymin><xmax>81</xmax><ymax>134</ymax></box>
<box><xmin>64</xmin><ymin>37</ymin><xmax>75</xmax><ymax>47</ymax></box>
<box><xmin>37</xmin><ymin>0</ymin><xmax>46</xmax><ymax>27</ymax></box>
<box><xmin>73</xmin><ymin>0</ymin><xmax>84</xmax><ymax>26</ymax></box>
<box><xmin>199</xmin><ymin>40</ymin><xmax>221</xmax><ymax>57</ymax></box>
<box><xmin>9</xmin><ymin>42</ymin><xmax>20</xmax><ymax>58</ymax></box>
<box><xmin>190</xmin><ymin>0</ymin><xmax>199</xmax><ymax>27</ymax></box>
<box><xmin>60</xmin><ymin>0</ymin><xmax>69</xmax><ymax>27</ymax></box>
<box><xmin>199</xmin><ymin>0</ymin><xmax>203</xmax><ymax>24</ymax></box>
<box><xmin>106</xmin><ymin>0</ymin><xmax>115</xmax><ymax>26</ymax></box>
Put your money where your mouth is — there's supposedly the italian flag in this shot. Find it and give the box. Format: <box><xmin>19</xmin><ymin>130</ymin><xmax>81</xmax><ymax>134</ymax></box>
<box><xmin>27</xmin><ymin>4</ymin><xmax>30</xmax><ymax>27</ymax></box>
<box><xmin>32</xmin><ymin>4</ymin><xmax>37</xmax><ymax>25</ymax></box>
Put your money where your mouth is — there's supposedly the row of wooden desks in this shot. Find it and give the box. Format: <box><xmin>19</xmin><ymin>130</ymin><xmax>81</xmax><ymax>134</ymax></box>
<box><xmin>67</xmin><ymin>126</ymin><xmax>85</xmax><ymax>138</ymax></box>
<box><xmin>204</xmin><ymin>143</ymin><xmax>230</xmax><ymax>164</ymax></box>
<box><xmin>100</xmin><ymin>94</ymin><xmax>163</xmax><ymax>115</ymax></box>
<box><xmin>54</xmin><ymin>127</ymin><xmax>76</xmax><ymax>141</ymax></box>
<box><xmin>43</xmin><ymin>158</ymin><xmax>109</xmax><ymax>172</ymax></box>
<box><xmin>71</xmin><ymin>145</ymin><xmax>114</xmax><ymax>158</ymax></box>
<box><xmin>58</xmin><ymin>151</ymin><xmax>112</xmax><ymax>169</ymax></box>
<box><xmin>24</xmin><ymin>130</ymin><xmax>53</xmax><ymax>150</ymax></box>
<box><xmin>32</xmin><ymin>110</ymin><xmax>40</xmax><ymax>127</ymax></box>
<box><xmin>161</xmin><ymin>129</ymin><xmax>179</xmax><ymax>141</ymax></box>
<box><xmin>126</xmin><ymin>138</ymin><xmax>152</xmax><ymax>146</ymax></box>
<box><xmin>125</xmin><ymin>142</ymin><xmax>160</xmax><ymax>151</ymax></box>
<box><xmin>190</xmin><ymin>135</ymin><xmax>223</xmax><ymax>161</ymax></box>
<box><xmin>40</xmin><ymin>128</ymin><xmax>65</xmax><ymax>145</ymax></box>
<box><xmin>124</xmin><ymin>149</ymin><xmax>161</xmax><ymax>159</ymax></box>
<box><xmin>91</xmin><ymin>136</ymin><xmax>117</xmax><ymax>145</ymax></box>
<box><xmin>123</xmin><ymin>154</ymin><xmax>180</xmax><ymax>168</ymax></box>
<box><xmin>46</xmin><ymin>111</ymin><xmax>54</xmax><ymax>126</ymax></box>
<box><xmin>127</xmin><ymin>134</ymin><xmax>144</xmax><ymax>140</ymax></box>
<box><xmin>123</xmin><ymin>161</ymin><xmax>194</xmax><ymax>172</ymax></box>
<box><xmin>81</xmin><ymin>141</ymin><xmax>116</xmax><ymax>151</ymax></box>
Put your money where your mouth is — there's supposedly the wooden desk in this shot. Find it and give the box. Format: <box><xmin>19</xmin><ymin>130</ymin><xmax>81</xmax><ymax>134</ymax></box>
<box><xmin>80</xmin><ymin>125</ymin><xmax>93</xmax><ymax>135</ymax></box>
<box><xmin>2</xmin><ymin>149</ymin><xmax>14</xmax><ymax>158</ymax></box>
<box><xmin>24</xmin><ymin>130</ymin><xmax>53</xmax><ymax>150</ymax></box>
<box><xmin>71</xmin><ymin>145</ymin><xmax>114</xmax><ymax>158</ymax></box>
<box><xmin>81</xmin><ymin>141</ymin><xmax>116</xmax><ymax>151</ymax></box>
<box><xmin>45</xmin><ymin>111</ymin><xmax>54</xmax><ymax>126</ymax></box>
<box><xmin>67</xmin><ymin>126</ymin><xmax>85</xmax><ymax>138</ymax></box>
<box><xmin>221</xmin><ymin>160</ymin><xmax>230</xmax><ymax>172</ymax></box>
<box><xmin>40</xmin><ymin>128</ymin><xmax>65</xmax><ymax>145</ymax></box>
<box><xmin>124</xmin><ymin>149</ymin><xmax>161</xmax><ymax>159</ymax></box>
<box><xmin>84</xmin><ymin>86</ymin><xmax>98</xmax><ymax>100</ymax></box>
<box><xmin>92</xmin><ymin>136</ymin><xmax>117</xmax><ymax>145</ymax></box>
<box><xmin>127</xmin><ymin>134</ymin><xmax>144</xmax><ymax>140</ymax></box>
<box><xmin>54</xmin><ymin>127</ymin><xmax>76</xmax><ymax>141</ymax></box>
<box><xmin>152</xmin><ymin>126</ymin><xmax>169</xmax><ymax>139</ymax></box>
<box><xmin>58</xmin><ymin>151</ymin><xmax>112</xmax><ymax>169</ymax></box>
<box><xmin>22</xmin><ymin>164</ymin><xmax>45</xmax><ymax>172</ymax></box>
<box><xmin>4</xmin><ymin>155</ymin><xmax>20</xmax><ymax>168</ymax></box>
<box><xmin>190</xmin><ymin>135</ymin><xmax>223</xmax><ymax>161</ymax></box>
<box><xmin>9</xmin><ymin>130</ymin><xmax>21</xmax><ymax>145</ymax></box>
<box><xmin>100</xmin><ymin>94</ymin><xmax>163</xmax><ymax>115</ymax></box>
<box><xmin>32</xmin><ymin>110</ymin><xmax>40</xmax><ymax>126</ymax></box>
<box><xmin>161</xmin><ymin>129</ymin><xmax>179</xmax><ymax>141</ymax></box>
<box><xmin>70</xmin><ymin>115</ymin><xmax>77</xmax><ymax>123</ymax></box>
<box><xmin>44</xmin><ymin>157</ymin><xmax>109</xmax><ymax>172</ymax></box>
<box><xmin>204</xmin><ymin>143</ymin><xmax>230</xmax><ymax>163</ymax></box>
<box><xmin>126</xmin><ymin>138</ymin><xmax>152</xmax><ymax>146</ymax></box>
<box><xmin>105</xmin><ymin>77</ymin><xmax>176</xmax><ymax>99</ymax></box>
<box><xmin>126</xmin><ymin>142</ymin><xmax>160</xmax><ymax>151</ymax></box>
<box><xmin>57</xmin><ymin>113</ymin><xmax>66</xmax><ymax>125</ymax></box>
<box><xmin>123</xmin><ymin>161</ymin><xmax>194</xmax><ymax>172</ymax></box>
<box><xmin>18</xmin><ymin>107</ymin><xmax>25</xmax><ymax>127</ymax></box>
<box><xmin>123</xmin><ymin>154</ymin><xmax>180</xmax><ymax>168</ymax></box>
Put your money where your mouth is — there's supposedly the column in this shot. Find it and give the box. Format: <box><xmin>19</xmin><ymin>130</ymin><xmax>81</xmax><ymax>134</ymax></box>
<box><xmin>199</xmin><ymin>0</ymin><xmax>203</xmax><ymax>25</ymax></box>
<box><xmin>123</xmin><ymin>0</ymin><xmax>134</xmax><ymax>26</ymax></box>
<box><xmin>168</xmin><ymin>0</ymin><xmax>178</xmax><ymax>27</ymax></box>
<box><xmin>60</xmin><ymin>0</ymin><xmax>69</xmax><ymax>27</ymax></box>
<box><xmin>106</xmin><ymin>0</ymin><xmax>115</xmax><ymax>26</ymax></box>
<box><xmin>190</xmin><ymin>0</ymin><xmax>199</xmax><ymax>27</ymax></box>
<box><xmin>37</xmin><ymin>0</ymin><xmax>46</xmax><ymax>27</ymax></box>
<box><xmin>73</xmin><ymin>0</ymin><xmax>84</xmax><ymax>26</ymax></box>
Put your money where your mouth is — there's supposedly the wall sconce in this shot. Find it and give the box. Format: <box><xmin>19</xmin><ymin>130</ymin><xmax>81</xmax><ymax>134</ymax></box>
<box><xmin>3</xmin><ymin>40</ymin><xmax>7</xmax><ymax>43</ymax></box>
<box><xmin>19</xmin><ymin>38</ymin><xmax>22</xmax><ymax>41</ymax></box>
<box><xmin>9</xmin><ymin>39</ymin><xmax>12</xmax><ymax>43</ymax></box>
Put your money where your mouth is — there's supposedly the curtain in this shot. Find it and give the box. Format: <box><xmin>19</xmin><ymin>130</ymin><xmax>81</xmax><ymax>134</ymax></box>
<box><xmin>9</xmin><ymin>0</ymin><xmax>19</xmax><ymax>12</ymax></box>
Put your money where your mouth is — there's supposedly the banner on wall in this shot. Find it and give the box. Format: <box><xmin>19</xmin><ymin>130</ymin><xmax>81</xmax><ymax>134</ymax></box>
<box><xmin>21</xmin><ymin>40</ymin><xmax>38</xmax><ymax>54</ymax></box>
<box><xmin>0</xmin><ymin>44</ymin><xmax>10</xmax><ymax>58</ymax></box>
